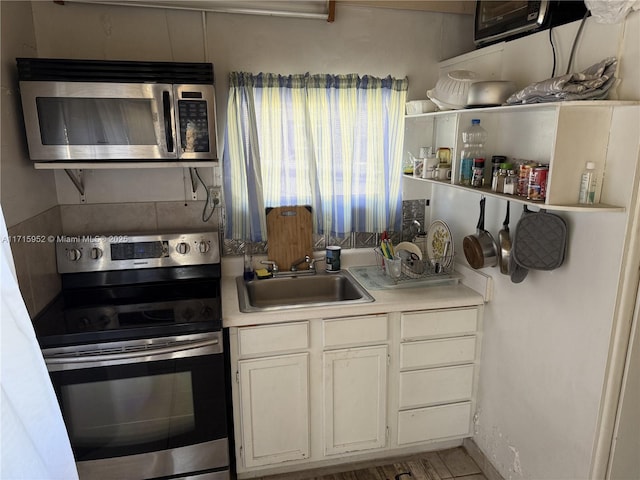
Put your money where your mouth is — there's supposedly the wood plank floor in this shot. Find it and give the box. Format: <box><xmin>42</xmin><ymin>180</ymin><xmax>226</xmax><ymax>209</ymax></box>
<box><xmin>255</xmin><ymin>447</ymin><xmax>487</xmax><ymax>480</ymax></box>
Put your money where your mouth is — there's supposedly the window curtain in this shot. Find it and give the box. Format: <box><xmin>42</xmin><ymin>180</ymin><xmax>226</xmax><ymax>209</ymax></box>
<box><xmin>223</xmin><ymin>72</ymin><xmax>408</xmax><ymax>241</ymax></box>
<box><xmin>222</xmin><ymin>72</ymin><xmax>266</xmax><ymax>243</ymax></box>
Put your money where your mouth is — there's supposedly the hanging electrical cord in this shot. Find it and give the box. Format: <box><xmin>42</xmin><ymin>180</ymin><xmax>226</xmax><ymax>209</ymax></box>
<box><xmin>549</xmin><ymin>25</ymin><xmax>557</xmax><ymax>77</ymax></box>
<box><xmin>566</xmin><ymin>10</ymin><xmax>591</xmax><ymax>75</ymax></box>
<box><xmin>194</xmin><ymin>167</ymin><xmax>218</xmax><ymax>222</ymax></box>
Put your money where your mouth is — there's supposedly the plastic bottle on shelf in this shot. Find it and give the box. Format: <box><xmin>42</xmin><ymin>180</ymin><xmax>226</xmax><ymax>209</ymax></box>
<box><xmin>578</xmin><ymin>161</ymin><xmax>597</xmax><ymax>204</ymax></box>
<box><xmin>460</xmin><ymin>119</ymin><xmax>487</xmax><ymax>186</ymax></box>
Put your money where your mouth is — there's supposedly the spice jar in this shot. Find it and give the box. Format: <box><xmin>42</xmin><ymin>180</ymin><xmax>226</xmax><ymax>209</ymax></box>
<box><xmin>471</xmin><ymin>158</ymin><xmax>485</xmax><ymax>187</ymax></box>
<box><xmin>504</xmin><ymin>170</ymin><xmax>518</xmax><ymax>195</ymax></box>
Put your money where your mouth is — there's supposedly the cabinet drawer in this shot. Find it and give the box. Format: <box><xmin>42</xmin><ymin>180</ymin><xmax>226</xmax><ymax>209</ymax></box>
<box><xmin>401</xmin><ymin>309</ymin><xmax>477</xmax><ymax>340</ymax></box>
<box><xmin>400</xmin><ymin>337</ymin><xmax>476</xmax><ymax>370</ymax></box>
<box><xmin>238</xmin><ymin>322</ymin><xmax>309</xmax><ymax>357</ymax></box>
<box><xmin>323</xmin><ymin>314</ymin><xmax>387</xmax><ymax>348</ymax></box>
<box><xmin>399</xmin><ymin>365</ymin><xmax>474</xmax><ymax>409</ymax></box>
<box><xmin>397</xmin><ymin>402</ymin><xmax>471</xmax><ymax>445</ymax></box>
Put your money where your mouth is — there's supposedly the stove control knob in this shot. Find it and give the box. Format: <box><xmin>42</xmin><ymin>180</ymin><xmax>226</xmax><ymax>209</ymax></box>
<box><xmin>176</xmin><ymin>242</ymin><xmax>190</xmax><ymax>255</ymax></box>
<box><xmin>67</xmin><ymin>248</ymin><xmax>82</xmax><ymax>261</ymax></box>
<box><xmin>90</xmin><ymin>247</ymin><xmax>103</xmax><ymax>260</ymax></box>
<box><xmin>198</xmin><ymin>241</ymin><xmax>210</xmax><ymax>254</ymax></box>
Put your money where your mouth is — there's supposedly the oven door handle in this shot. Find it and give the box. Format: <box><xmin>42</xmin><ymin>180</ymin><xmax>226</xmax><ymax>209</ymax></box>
<box><xmin>44</xmin><ymin>337</ymin><xmax>221</xmax><ymax>367</ymax></box>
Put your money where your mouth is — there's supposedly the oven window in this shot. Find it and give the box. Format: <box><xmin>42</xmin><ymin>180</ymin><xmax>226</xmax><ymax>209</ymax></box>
<box><xmin>51</xmin><ymin>354</ymin><xmax>227</xmax><ymax>461</ymax></box>
<box><xmin>61</xmin><ymin>372</ymin><xmax>195</xmax><ymax>448</ymax></box>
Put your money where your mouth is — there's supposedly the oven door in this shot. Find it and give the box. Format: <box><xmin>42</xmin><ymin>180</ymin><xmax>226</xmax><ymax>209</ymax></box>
<box><xmin>44</xmin><ymin>332</ymin><xmax>229</xmax><ymax>480</ymax></box>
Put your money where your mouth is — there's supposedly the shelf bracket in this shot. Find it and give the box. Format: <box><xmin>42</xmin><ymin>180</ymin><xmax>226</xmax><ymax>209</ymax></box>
<box><xmin>188</xmin><ymin>167</ymin><xmax>199</xmax><ymax>200</ymax></box>
<box><xmin>64</xmin><ymin>169</ymin><xmax>86</xmax><ymax>203</ymax></box>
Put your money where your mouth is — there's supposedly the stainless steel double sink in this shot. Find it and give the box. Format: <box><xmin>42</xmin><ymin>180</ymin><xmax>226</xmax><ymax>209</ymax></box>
<box><xmin>236</xmin><ymin>270</ymin><xmax>374</xmax><ymax>313</ymax></box>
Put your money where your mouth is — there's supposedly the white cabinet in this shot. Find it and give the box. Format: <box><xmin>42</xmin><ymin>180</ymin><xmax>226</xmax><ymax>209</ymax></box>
<box><xmin>232</xmin><ymin>322</ymin><xmax>311</xmax><ymax>469</ymax></box>
<box><xmin>396</xmin><ymin>308</ymin><xmax>480</xmax><ymax>446</ymax></box>
<box><xmin>238</xmin><ymin>353</ymin><xmax>310</xmax><ymax>467</ymax></box>
<box><xmin>322</xmin><ymin>314</ymin><xmax>389</xmax><ymax>456</ymax></box>
<box><xmin>405</xmin><ymin>101</ymin><xmax>639</xmax><ymax>211</ymax></box>
<box><xmin>323</xmin><ymin>345</ymin><xmax>388</xmax><ymax>455</ymax></box>
<box><xmin>229</xmin><ymin>306</ymin><xmax>483</xmax><ymax>477</ymax></box>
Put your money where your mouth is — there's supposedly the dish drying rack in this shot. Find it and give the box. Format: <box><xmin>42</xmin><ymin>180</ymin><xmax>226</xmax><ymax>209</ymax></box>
<box><xmin>347</xmin><ymin>248</ymin><xmax>461</xmax><ymax>290</ymax></box>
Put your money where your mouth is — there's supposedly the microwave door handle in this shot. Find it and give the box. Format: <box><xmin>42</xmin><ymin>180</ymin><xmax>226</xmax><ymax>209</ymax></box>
<box><xmin>162</xmin><ymin>90</ymin><xmax>175</xmax><ymax>153</ymax></box>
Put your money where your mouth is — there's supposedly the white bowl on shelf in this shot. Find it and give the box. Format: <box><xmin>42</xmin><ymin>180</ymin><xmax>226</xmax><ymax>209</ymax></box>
<box><xmin>426</xmin><ymin>91</ymin><xmax>463</xmax><ymax>111</ymax></box>
<box><xmin>427</xmin><ymin>70</ymin><xmax>482</xmax><ymax>110</ymax></box>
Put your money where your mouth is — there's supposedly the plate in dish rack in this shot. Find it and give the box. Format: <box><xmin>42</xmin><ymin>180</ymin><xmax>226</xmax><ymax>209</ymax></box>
<box><xmin>426</xmin><ymin>220</ymin><xmax>453</xmax><ymax>269</ymax></box>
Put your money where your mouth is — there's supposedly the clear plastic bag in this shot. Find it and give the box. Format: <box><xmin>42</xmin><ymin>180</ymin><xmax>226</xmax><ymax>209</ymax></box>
<box><xmin>585</xmin><ymin>0</ymin><xmax>640</xmax><ymax>24</ymax></box>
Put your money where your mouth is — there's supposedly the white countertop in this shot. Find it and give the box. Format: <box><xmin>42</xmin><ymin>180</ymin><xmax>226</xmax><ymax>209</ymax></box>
<box><xmin>221</xmin><ymin>250</ymin><xmax>485</xmax><ymax>328</ymax></box>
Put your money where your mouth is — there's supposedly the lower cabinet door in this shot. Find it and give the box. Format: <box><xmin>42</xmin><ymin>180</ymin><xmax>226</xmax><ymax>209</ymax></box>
<box><xmin>238</xmin><ymin>353</ymin><xmax>310</xmax><ymax>467</ymax></box>
<box><xmin>323</xmin><ymin>345</ymin><xmax>388</xmax><ymax>455</ymax></box>
<box><xmin>397</xmin><ymin>402</ymin><xmax>472</xmax><ymax>445</ymax></box>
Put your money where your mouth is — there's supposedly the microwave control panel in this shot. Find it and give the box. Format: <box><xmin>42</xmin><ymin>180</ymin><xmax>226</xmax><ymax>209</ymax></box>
<box><xmin>179</xmin><ymin>97</ymin><xmax>210</xmax><ymax>154</ymax></box>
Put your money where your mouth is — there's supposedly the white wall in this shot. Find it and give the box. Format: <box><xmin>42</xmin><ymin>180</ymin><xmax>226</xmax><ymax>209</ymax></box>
<box><xmin>29</xmin><ymin>1</ymin><xmax>474</xmax><ymax>206</ymax></box>
<box><xmin>427</xmin><ymin>11</ymin><xmax>640</xmax><ymax>480</ymax></box>
<box><xmin>0</xmin><ymin>1</ymin><xmax>58</xmax><ymax>227</ymax></box>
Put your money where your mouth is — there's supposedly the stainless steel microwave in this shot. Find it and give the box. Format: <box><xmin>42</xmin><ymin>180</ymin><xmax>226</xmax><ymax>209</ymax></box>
<box><xmin>474</xmin><ymin>1</ymin><xmax>588</xmax><ymax>47</ymax></box>
<box><xmin>17</xmin><ymin>58</ymin><xmax>217</xmax><ymax>162</ymax></box>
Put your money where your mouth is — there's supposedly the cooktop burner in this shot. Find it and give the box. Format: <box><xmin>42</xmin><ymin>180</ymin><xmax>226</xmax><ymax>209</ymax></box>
<box><xmin>34</xmin><ymin>231</ymin><xmax>222</xmax><ymax>348</ymax></box>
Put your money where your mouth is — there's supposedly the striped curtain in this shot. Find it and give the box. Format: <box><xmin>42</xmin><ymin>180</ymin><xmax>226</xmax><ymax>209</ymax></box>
<box><xmin>223</xmin><ymin>72</ymin><xmax>408</xmax><ymax>241</ymax></box>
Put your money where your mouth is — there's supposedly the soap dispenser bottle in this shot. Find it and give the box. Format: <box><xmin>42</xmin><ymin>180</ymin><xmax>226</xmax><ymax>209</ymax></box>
<box><xmin>243</xmin><ymin>254</ymin><xmax>254</xmax><ymax>280</ymax></box>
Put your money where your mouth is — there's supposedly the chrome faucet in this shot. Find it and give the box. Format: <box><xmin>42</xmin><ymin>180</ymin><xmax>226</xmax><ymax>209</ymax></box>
<box><xmin>260</xmin><ymin>260</ymin><xmax>279</xmax><ymax>274</ymax></box>
<box><xmin>290</xmin><ymin>255</ymin><xmax>312</xmax><ymax>272</ymax></box>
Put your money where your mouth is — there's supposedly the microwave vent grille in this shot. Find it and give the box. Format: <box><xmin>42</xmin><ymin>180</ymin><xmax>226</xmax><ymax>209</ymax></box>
<box><xmin>16</xmin><ymin>58</ymin><xmax>214</xmax><ymax>84</ymax></box>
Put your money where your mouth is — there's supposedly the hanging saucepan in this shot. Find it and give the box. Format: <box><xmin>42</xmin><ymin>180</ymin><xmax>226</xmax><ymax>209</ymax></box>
<box><xmin>497</xmin><ymin>201</ymin><xmax>512</xmax><ymax>275</ymax></box>
<box><xmin>463</xmin><ymin>197</ymin><xmax>498</xmax><ymax>269</ymax></box>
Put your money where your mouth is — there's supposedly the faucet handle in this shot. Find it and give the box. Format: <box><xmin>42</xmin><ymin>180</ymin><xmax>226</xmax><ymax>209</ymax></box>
<box><xmin>260</xmin><ymin>260</ymin><xmax>279</xmax><ymax>273</ymax></box>
<box><xmin>309</xmin><ymin>256</ymin><xmax>325</xmax><ymax>271</ymax></box>
<box><xmin>290</xmin><ymin>255</ymin><xmax>312</xmax><ymax>271</ymax></box>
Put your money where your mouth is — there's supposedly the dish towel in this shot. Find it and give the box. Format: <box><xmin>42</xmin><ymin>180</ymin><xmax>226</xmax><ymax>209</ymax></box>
<box><xmin>506</xmin><ymin>57</ymin><xmax>618</xmax><ymax>105</ymax></box>
<box><xmin>0</xmin><ymin>206</ymin><xmax>79</xmax><ymax>480</ymax></box>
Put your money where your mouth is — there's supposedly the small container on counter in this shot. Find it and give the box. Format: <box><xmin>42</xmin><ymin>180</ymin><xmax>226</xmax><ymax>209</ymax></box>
<box><xmin>243</xmin><ymin>254</ymin><xmax>255</xmax><ymax>281</ymax></box>
<box><xmin>326</xmin><ymin>246</ymin><xmax>341</xmax><ymax>272</ymax></box>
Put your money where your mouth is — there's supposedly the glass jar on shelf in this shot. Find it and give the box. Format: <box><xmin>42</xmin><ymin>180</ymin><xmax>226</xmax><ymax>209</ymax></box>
<box><xmin>504</xmin><ymin>170</ymin><xmax>518</xmax><ymax>195</ymax></box>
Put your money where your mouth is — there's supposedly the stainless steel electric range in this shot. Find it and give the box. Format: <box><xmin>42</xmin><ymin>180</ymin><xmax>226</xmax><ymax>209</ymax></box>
<box><xmin>33</xmin><ymin>231</ymin><xmax>229</xmax><ymax>480</ymax></box>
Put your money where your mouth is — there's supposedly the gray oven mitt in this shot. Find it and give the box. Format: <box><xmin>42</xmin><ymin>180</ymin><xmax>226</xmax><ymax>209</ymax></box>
<box><xmin>506</xmin><ymin>57</ymin><xmax>618</xmax><ymax>104</ymax></box>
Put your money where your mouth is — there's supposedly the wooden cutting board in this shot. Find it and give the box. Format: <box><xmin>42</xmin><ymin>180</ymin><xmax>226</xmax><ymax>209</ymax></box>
<box><xmin>266</xmin><ymin>206</ymin><xmax>313</xmax><ymax>272</ymax></box>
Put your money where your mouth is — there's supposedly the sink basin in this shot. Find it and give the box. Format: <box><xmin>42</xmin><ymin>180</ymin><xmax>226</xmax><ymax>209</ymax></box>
<box><xmin>236</xmin><ymin>270</ymin><xmax>374</xmax><ymax>313</ymax></box>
